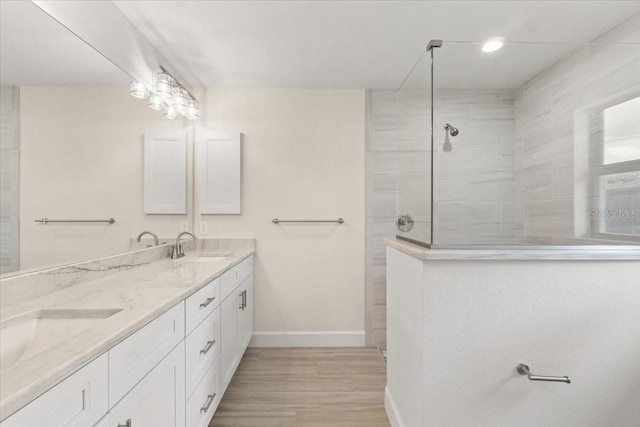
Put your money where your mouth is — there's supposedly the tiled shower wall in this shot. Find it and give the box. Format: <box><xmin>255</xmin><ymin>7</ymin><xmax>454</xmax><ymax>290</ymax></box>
<box><xmin>365</xmin><ymin>89</ymin><xmax>515</xmax><ymax>348</ymax></box>
<box><xmin>513</xmin><ymin>13</ymin><xmax>640</xmax><ymax>244</ymax></box>
<box><xmin>0</xmin><ymin>87</ymin><xmax>19</xmax><ymax>273</ymax></box>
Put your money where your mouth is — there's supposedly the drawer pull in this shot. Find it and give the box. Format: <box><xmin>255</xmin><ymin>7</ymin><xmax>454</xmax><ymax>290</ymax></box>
<box><xmin>117</xmin><ymin>420</ymin><xmax>132</xmax><ymax>427</ymax></box>
<box><xmin>200</xmin><ymin>340</ymin><xmax>216</xmax><ymax>355</ymax></box>
<box><xmin>201</xmin><ymin>393</ymin><xmax>217</xmax><ymax>413</ymax></box>
<box><xmin>239</xmin><ymin>290</ymin><xmax>247</xmax><ymax>310</ymax></box>
<box><xmin>200</xmin><ymin>297</ymin><xmax>215</xmax><ymax>308</ymax></box>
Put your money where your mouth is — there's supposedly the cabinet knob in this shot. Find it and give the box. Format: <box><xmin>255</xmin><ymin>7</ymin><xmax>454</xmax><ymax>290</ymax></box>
<box><xmin>117</xmin><ymin>420</ymin><xmax>132</xmax><ymax>427</ymax></box>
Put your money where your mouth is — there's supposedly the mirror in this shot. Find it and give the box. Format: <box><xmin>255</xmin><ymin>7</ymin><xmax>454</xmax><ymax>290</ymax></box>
<box><xmin>0</xmin><ymin>1</ymin><xmax>193</xmax><ymax>274</ymax></box>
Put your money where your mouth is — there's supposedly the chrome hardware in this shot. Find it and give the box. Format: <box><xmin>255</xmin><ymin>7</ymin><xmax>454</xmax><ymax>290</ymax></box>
<box><xmin>136</xmin><ymin>230</ymin><xmax>159</xmax><ymax>246</ymax></box>
<box><xmin>243</xmin><ymin>290</ymin><xmax>247</xmax><ymax>309</ymax></box>
<box><xmin>200</xmin><ymin>340</ymin><xmax>216</xmax><ymax>355</ymax></box>
<box><xmin>35</xmin><ymin>217</ymin><xmax>115</xmax><ymax>224</ymax></box>
<box><xmin>272</xmin><ymin>218</ymin><xmax>344</xmax><ymax>224</ymax></box>
<box><xmin>444</xmin><ymin>123</ymin><xmax>459</xmax><ymax>137</ymax></box>
<box><xmin>200</xmin><ymin>393</ymin><xmax>216</xmax><ymax>413</ymax></box>
<box><xmin>117</xmin><ymin>420</ymin><xmax>132</xmax><ymax>427</ymax></box>
<box><xmin>239</xmin><ymin>290</ymin><xmax>246</xmax><ymax>310</ymax></box>
<box><xmin>517</xmin><ymin>363</ymin><xmax>571</xmax><ymax>384</ymax></box>
<box><xmin>171</xmin><ymin>231</ymin><xmax>198</xmax><ymax>259</ymax></box>
<box><xmin>200</xmin><ymin>297</ymin><xmax>215</xmax><ymax>308</ymax></box>
<box><xmin>396</xmin><ymin>214</ymin><xmax>414</xmax><ymax>232</ymax></box>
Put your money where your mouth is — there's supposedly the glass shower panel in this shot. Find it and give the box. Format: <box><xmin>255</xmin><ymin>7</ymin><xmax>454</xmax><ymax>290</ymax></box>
<box><xmin>392</xmin><ymin>52</ymin><xmax>432</xmax><ymax>245</ymax></box>
<box><xmin>432</xmin><ymin>35</ymin><xmax>640</xmax><ymax>246</ymax></box>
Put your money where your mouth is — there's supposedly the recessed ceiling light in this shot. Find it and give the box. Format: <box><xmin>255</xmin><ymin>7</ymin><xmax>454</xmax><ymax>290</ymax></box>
<box><xmin>482</xmin><ymin>40</ymin><xmax>504</xmax><ymax>53</ymax></box>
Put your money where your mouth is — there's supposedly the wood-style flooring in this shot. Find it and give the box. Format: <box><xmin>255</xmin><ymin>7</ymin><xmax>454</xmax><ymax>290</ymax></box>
<box><xmin>210</xmin><ymin>347</ymin><xmax>390</xmax><ymax>427</ymax></box>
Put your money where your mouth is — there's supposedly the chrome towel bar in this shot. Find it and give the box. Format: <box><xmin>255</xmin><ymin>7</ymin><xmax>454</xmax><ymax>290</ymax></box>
<box><xmin>272</xmin><ymin>218</ymin><xmax>344</xmax><ymax>224</ymax></box>
<box><xmin>35</xmin><ymin>217</ymin><xmax>115</xmax><ymax>224</ymax></box>
<box><xmin>517</xmin><ymin>363</ymin><xmax>571</xmax><ymax>384</ymax></box>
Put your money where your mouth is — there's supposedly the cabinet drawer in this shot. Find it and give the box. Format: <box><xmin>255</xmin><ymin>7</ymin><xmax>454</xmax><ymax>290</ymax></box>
<box><xmin>185</xmin><ymin>277</ymin><xmax>220</xmax><ymax>334</ymax></box>
<box><xmin>185</xmin><ymin>307</ymin><xmax>220</xmax><ymax>398</ymax></box>
<box><xmin>186</xmin><ymin>357</ymin><xmax>220</xmax><ymax>427</ymax></box>
<box><xmin>1</xmin><ymin>353</ymin><xmax>108</xmax><ymax>427</ymax></box>
<box><xmin>220</xmin><ymin>256</ymin><xmax>253</xmax><ymax>301</ymax></box>
<box><xmin>108</xmin><ymin>302</ymin><xmax>185</xmax><ymax>406</ymax></box>
<box><xmin>108</xmin><ymin>342</ymin><xmax>185</xmax><ymax>427</ymax></box>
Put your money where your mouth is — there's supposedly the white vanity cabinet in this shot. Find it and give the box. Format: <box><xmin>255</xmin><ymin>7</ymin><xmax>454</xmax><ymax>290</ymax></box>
<box><xmin>108</xmin><ymin>342</ymin><xmax>185</xmax><ymax>427</ymax></box>
<box><xmin>220</xmin><ymin>256</ymin><xmax>254</xmax><ymax>392</ymax></box>
<box><xmin>1</xmin><ymin>255</ymin><xmax>254</xmax><ymax>427</ymax></box>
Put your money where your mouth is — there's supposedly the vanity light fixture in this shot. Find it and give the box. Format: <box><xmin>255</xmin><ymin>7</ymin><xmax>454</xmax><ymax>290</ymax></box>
<box><xmin>173</xmin><ymin>86</ymin><xmax>190</xmax><ymax>115</ymax></box>
<box><xmin>163</xmin><ymin>104</ymin><xmax>179</xmax><ymax>120</ymax></box>
<box><xmin>482</xmin><ymin>39</ymin><xmax>504</xmax><ymax>53</ymax></box>
<box><xmin>130</xmin><ymin>66</ymin><xmax>199</xmax><ymax>120</ymax></box>
<box><xmin>148</xmin><ymin>92</ymin><xmax>164</xmax><ymax>110</ymax></box>
<box><xmin>185</xmin><ymin>99</ymin><xmax>200</xmax><ymax>120</ymax></box>
<box><xmin>130</xmin><ymin>79</ymin><xmax>150</xmax><ymax>98</ymax></box>
<box><xmin>154</xmin><ymin>71</ymin><xmax>175</xmax><ymax>100</ymax></box>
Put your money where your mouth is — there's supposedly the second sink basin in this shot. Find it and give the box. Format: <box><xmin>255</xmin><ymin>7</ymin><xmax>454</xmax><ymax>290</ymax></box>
<box><xmin>180</xmin><ymin>252</ymin><xmax>233</xmax><ymax>263</ymax></box>
<box><xmin>0</xmin><ymin>308</ymin><xmax>122</xmax><ymax>373</ymax></box>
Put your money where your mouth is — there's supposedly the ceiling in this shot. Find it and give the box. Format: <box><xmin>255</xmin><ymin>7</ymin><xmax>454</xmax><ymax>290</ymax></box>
<box><xmin>0</xmin><ymin>0</ymin><xmax>128</xmax><ymax>86</ymax></box>
<box><xmin>1</xmin><ymin>1</ymin><xmax>638</xmax><ymax>89</ymax></box>
<box><xmin>114</xmin><ymin>0</ymin><xmax>640</xmax><ymax>89</ymax></box>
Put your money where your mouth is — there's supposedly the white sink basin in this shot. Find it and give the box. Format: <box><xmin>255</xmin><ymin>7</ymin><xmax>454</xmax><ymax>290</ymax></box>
<box><xmin>180</xmin><ymin>252</ymin><xmax>233</xmax><ymax>263</ymax></box>
<box><xmin>0</xmin><ymin>308</ymin><xmax>122</xmax><ymax>373</ymax></box>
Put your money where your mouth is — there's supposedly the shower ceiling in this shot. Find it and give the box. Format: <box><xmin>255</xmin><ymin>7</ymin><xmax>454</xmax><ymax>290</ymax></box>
<box><xmin>114</xmin><ymin>1</ymin><xmax>640</xmax><ymax>89</ymax></box>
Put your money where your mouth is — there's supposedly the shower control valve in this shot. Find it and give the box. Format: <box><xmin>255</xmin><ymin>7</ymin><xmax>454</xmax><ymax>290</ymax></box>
<box><xmin>396</xmin><ymin>214</ymin><xmax>414</xmax><ymax>232</ymax></box>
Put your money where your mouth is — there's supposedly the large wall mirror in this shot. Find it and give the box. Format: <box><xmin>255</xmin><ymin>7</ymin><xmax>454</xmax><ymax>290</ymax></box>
<box><xmin>0</xmin><ymin>1</ymin><xmax>194</xmax><ymax>274</ymax></box>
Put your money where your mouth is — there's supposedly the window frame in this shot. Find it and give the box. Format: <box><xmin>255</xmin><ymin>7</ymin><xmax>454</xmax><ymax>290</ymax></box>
<box><xmin>588</xmin><ymin>93</ymin><xmax>640</xmax><ymax>242</ymax></box>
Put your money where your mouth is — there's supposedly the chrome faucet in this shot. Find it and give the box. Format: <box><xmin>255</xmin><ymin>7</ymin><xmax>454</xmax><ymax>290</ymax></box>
<box><xmin>172</xmin><ymin>231</ymin><xmax>198</xmax><ymax>259</ymax></box>
<box><xmin>136</xmin><ymin>230</ymin><xmax>159</xmax><ymax>246</ymax></box>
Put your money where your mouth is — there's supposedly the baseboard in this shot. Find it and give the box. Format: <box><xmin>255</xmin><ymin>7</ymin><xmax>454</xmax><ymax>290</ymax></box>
<box><xmin>385</xmin><ymin>386</ymin><xmax>405</xmax><ymax>427</ymax></box>
<box><xmin>249</xmin><ymin>331</ymin><xmax>366</xmax><ymax>347</ymax></box>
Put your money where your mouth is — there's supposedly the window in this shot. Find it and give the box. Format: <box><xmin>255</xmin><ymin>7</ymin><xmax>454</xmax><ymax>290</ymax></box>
<box><xmin>590</xmin><ymin>96</ymin><xmax>640</xmax><ymax>239</ymax></box>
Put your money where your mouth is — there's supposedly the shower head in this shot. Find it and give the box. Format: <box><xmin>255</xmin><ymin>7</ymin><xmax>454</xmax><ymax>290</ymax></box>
<box><xmin>444</xmin><ymin>123</ymin><xmax>459</xmax><ymax>137</ymax></box>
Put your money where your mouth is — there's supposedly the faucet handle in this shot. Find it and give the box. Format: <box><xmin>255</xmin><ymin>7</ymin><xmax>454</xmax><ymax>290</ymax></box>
<box><xmin>176</xmin><ymin>244</ymin><xmax>185</xmax><ymax>258</ymax></box>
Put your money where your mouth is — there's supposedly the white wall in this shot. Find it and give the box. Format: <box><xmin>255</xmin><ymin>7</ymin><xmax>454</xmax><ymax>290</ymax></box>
<box><xmin>19</xmin><ymin>87</ymin><xmax>191</xmax><ymax>270</ymax></box>
<box><xmin>386</xmin><ymin>247</ymin><xmax>640</xmax><ymax>427</ymax></box>
<box><xmin>199</xmin><ymin>89</ymin><xmax>366</xmax><ymax>343</ymax></box>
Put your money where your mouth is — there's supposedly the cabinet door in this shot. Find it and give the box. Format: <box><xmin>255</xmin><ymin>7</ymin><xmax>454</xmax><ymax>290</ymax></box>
<box><xmin>109</xmin><ymin>302</ymin><xmax>185</xmax><ymax>405</ymax></box>
<box><xmin>198</xmin><ymin>132</ymin><xmax>241</xmax><ymax>214</ymax></box>
<box><xmin>109</xmin><ymin>342</ymin><xmax>185</xmax><ymax>427</ymax></box>
<box><xmin>1</xmin><ymin>354</ymin><xmax>108</xmax><ymax>427</ymax></box>
<box><xmin>237</xmin><ymin>275</ymin><xmax>253</xmax><ymax>355</ymax></box>
<box><xmin>220</xmin><ymin>291</ymin><xmax>239</xmax><ymax>392</ymax></box>
<box><xmin>186</xmin><ymin>357</ymin><xmax>220</xmax><ymax>427</ymax></box>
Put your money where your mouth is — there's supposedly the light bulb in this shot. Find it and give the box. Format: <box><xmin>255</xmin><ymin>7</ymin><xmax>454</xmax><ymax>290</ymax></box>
<box><xmin>185</xmin><ymin>99</ymin><xmax>200</xmax><ymax>120</ymax></box>
<box><xmin>148</xmin><ymin>92</ymin><xmax>164</xmax><ymax>110</ymax></box>
<box><xmin>130</xmin><ymin>80</ymin><xmax>149</xmax><ymax>98</ymax></box>
<box><xmin>482</xmin><ymin>39</ymin><xmax>504</xmax><ymax>53</ymax></box>
<box><xmin>155</xmin><ymin>72</ymin><xmax>174</xmax><ymax>101</ymax></box>
<box><xmin>173</xmin><ymin>86</ymin><xmax>190</xmax><ymax>115</ymax></box>
<box><xmin>163</xmin><ymin>105</ymin><xmax>178</xmax><ymax>120</ymax></box>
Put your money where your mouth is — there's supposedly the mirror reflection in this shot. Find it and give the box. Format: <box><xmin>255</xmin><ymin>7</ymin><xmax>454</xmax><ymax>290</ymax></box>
<box><xmin>0</xmin><ymin>1</ymin><xmax>192</xmax><ymax>274</ymax></box>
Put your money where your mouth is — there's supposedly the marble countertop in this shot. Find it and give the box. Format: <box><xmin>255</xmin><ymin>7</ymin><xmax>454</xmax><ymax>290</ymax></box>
<box><xmin>0</xmin><ymin>244</ymin><xmax>255</xmax><ymax>421</ymax></box>
<box><xmin>385</xmin><ymin>238</ymin><xmax>640</xmax><ymax>260</ymax></box>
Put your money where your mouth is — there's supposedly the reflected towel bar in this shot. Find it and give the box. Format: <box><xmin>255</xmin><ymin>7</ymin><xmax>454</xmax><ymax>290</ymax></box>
<box><xmin>272</xmin><ymin>218</ymin><xmax>344</xmax><ymax>224</ymax></box>
<box><xmin>517</xmin><ymin>363</ymin><xmax>571</xmax><ymax>384</ymax></box>
<box><xmin>35</xmin><ymin>217</ymin><xmax>116</xmax><ymax>224</ymax></box>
